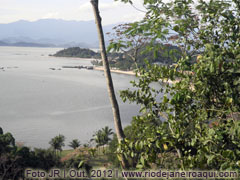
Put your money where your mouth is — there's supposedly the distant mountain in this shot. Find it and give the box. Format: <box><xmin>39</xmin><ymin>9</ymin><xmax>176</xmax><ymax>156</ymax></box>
<box><xmin>0</xmin><ymin>41</ymin><xmax>8</xmax><ymax>46</ymax></box>
<box><xmin>0</xmin><ymin>19</ymin><xmax>116</xmax><ymax>48</ymax></box>
<box><xmin>0</xmin><ymin>41</ymin><xmax>55</xmax><ymax>47</ymax></box>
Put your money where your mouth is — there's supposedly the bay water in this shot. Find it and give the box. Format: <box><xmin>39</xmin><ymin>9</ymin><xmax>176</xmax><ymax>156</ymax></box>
<box><xmin>0</xmin><ymin>46</ymin><xmax>139</xmax><ymax>149</ymax></box>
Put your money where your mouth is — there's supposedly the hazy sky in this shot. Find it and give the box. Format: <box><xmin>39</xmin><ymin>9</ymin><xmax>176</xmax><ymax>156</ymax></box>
<box><xmin>0</xmin><ymin>0</ymin><xmax>145</xmax><ymax>25</ymax></box>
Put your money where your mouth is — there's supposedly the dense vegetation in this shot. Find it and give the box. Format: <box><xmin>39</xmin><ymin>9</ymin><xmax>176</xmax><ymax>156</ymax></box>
<box><xmin>51</xmin><ymin>45</ymin><xmax>181</xmax><ymax>71</ymax></box>
<box><xmin>0</xmin><ymin>126</ymin><xmax>118</xmax><ymax>180</ymax></box>
<box><xmin>92</xmin><ymin>43</ymin><xmax>182</xmax><ymax>70</ymax></box>
<box><xmin>52</xmin><ymin>47</ymin><xmax>101</xmax><ymax>59</ymax></box>
<box><xmin>0</xmin><ymin>127</ymin><xmax>61</xmax><ymax>179</ymax></box>
<box><xmin>109</xmin><ymin>0</ymin><xmax>240</xmax><ymax>171</ymax></box>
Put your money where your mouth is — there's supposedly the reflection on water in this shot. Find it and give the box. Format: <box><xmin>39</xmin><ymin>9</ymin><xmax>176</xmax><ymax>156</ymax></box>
<box><xmin>0</xmin><ymin>46</ymin><xmax>139</xmax><ymax>148</ymax></box>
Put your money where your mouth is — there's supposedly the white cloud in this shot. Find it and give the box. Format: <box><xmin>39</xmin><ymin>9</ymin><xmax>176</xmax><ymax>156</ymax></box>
<box><xmin>0</xmin><ymin>0</ymin><xmax>146</xmax><ymax>25</ymax></box>
<box><xmin>42</xmin><ymin>12</ymin><xmax>60</xmax><ymax>19</ymax></box>
<box><xmin>76</xmin><ymin>0</ymin><xmax>145</xmax><ymax>25</ymax></box>
<box><xmin>78</xmin><ymin>2</ymin><xmax>91</xmax><ymax>12</ymax></box>
<box><xmin>78</xmin><ymin>1</ymin><xmax>124</xmax><ymax>13</ymax></box>
<box><xmin>99</xmin><ymin>1</ymin><xmax>123</xmax><ymax>10</ymax></box>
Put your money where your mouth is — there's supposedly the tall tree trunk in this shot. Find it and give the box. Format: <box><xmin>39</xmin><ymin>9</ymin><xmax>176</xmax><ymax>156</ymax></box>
<box><xmin>90</xmin><ymin>0</ymin><xmax>129</xmax><ymax>169</ymax></box>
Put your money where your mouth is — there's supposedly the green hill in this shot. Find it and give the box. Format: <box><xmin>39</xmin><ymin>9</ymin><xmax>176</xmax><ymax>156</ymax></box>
<box><xmin>52</xmin><ymin>47</ymin><xmax>101</xmax><ymax>58</ymax></box>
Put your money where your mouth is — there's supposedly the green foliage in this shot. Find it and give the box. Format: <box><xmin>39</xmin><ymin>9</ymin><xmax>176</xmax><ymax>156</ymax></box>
<box><xmin>52</xmin><ymin>47</ymin><xmax>101</xmax><ymax>58</ymax></box>
<box><xmin>91</xmin><ymin>130</ymin><xmax>105</xmax><ymax>148</ymax></box>
<box><xmin>64</xmin><ymin>155</ymin><xmax>92</xmax><ymax>177</ymax></box>
<box><xmin>101</xmin><ymin>126</ymin><xmax>114</xmax><ymax>145</ymax></box>
<box><xmin>69</xmin><ymin>139</ymin><xmax>81</xmax><ymax>149</ymax></box>
<box><xmin>83</xmin><ymin>143</ymin><xmax>91</xmax><ymax>148</ymax></box>
<box><xmin>91</xmin><ymin>126</ymin><xmax>113</xmax><ymax>148</ymax></box>
<box><xmin>53</xmin><ymin>47</ymin><xmax>123</xmax><ymax>64</ymax></box>
<box><xmin>64</xmin><ymin>155</ymin><xmax>83</xmax><ymax>169</ymax></box>
<box><xmin>107</xmin><ymin>23</ymin><xmax>182</xmax><ymax>70</ymax></box>
<box><xmin>0</xmin><ymin>129</ymin><xmax>15</xmax><ymax>154</ymax></box>
<box><xmin>49</xmin><ymin>134</ymin><xmax>65</xmax><ymax>153</ymax></box>
<box><xmin>88</xmin><ymin>148</ymin><xmax>97</xmax><ymax>157</ymax></box>
<box><xmin>31</xmin><ymin>148</ymin><xmax>61</xmax><ymax>170</ymax></box>
<box><xmin>0</xmin><ymin>127</ymin><xmax>61</xmax><ymax>179</ymax></box>
<box><xmin>107</xmin><ymin>134</ymin><xmax>120</xmax><ymax>167</ymax></box>
<box><xmin>107</xmin><ymin>125</ymin><xmax>141</xmax><ymax>168</ymax></box>
<box><xmin>115</xmin><ymin>0</ymin><xmax>240</xmax><ymax>171</ymax></box>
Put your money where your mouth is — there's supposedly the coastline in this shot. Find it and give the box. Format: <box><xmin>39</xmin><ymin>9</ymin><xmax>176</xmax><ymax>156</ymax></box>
<box><xmin>94</xmin><ymin>66</ymin><xmax>136</xmax><ymax>76</ymax></box>
<box><xmin>50</xmin><ymin>55</ymin><xmax>95</xmax><ymax>61</ymax></box>
<box><xmin>94</xmin><ymin>66</ymin><xmax>178</xmax><ymax>84</ymax></box>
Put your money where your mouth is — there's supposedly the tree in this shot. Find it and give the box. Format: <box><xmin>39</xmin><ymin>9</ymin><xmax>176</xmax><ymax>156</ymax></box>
<box><xmin>52</xmin><ymin>47</ymin><xmax>101</xmax><ymax>58</ymax></box>
<box><xmin>107</xmin><ymin>23</ymin><xmax>152</xmax><ymax>69</ymax></box>
<box><xmin>90</xmin><ymin>0</ymin><xmax>129</xmax><ymax>169</ymax></box>
<box><xmin>49</xmin><ymin>134</ymin><xmax>65</xmax><ymax>154</ymax></box>
<box><xmin>101</xmin><ymin>126</ymin><xmax>113</xmax><ymax>145</ymax></box>
<box><xmin>0</xmin><ymin>127</ymin><xmax>15</xmax><ymax>155</ymax></box>
<box><xmin>115</xmin><ymin>0</ymin><xmax>240</xmax><ymax>170</ymax></box>
<box><xmin>101</xmin><ymin>126</ymin><xmax>114</xmax><ymax>154</ymax></box>
<box><xmin>91</xmin><ymin>130</ymin><xmax>104</xmax><ymax>148</ymax></box>
<box><xmin>69</xmin><ymin>139</ymin><xmax>81</xmax><ymax>149</ymax></box>
<box><xmin>91</xmin><ymin>130</ymin><xmax>105</xmax><ymax>155</ymax></box>
<box><xmin>0</xmin><ymin>128</ymin><xmax>61</xmax><ymax>179</ymax></box>
<box><xmin>0</xmin><ymin>128</ymin><xmax>18</xmax><ymax>179</ymax></box>
<box><xmin>0</xmin><ymin>127</ymin><xmax>3</xmax><ymax>135</ymax></box>
<box><xmin>32</xmin><ymin>148</ymin><xmax>60</xmax><ymax>170</ymax></box>
<box><xmin>91</xmin><ymin>127</ymin><xmax>113</xmax><ymax>154</ymax></box>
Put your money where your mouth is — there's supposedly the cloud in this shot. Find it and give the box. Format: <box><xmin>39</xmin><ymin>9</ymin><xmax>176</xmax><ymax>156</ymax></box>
<box><xmin>0</xmin><ymin>8</ymin><xmax>17</xmax><ymax>15</ymax></box>
<box><xmin>78</xmin><ymin>1</ymin><xmax>123</xmax><ymax>12</ymax></box>
<box><xmin>99</xmin><ymin>1</ymin><xmax>123</xmax><ymax>10</ymax></box>
<box><xmin>42</xmin><ymin>12</ymin><xmax>60</xmax><ymax>19</ymax></box>
<box><xmin>78</xmin><ymin>2</ymin><xmax>91</xmax><ymax>12</ymax></box>
<box><xmin>77</xmin><ymin>0</ymin><xmax>145</xmax><ymax>25</ymax></box>
<box><xmin>0</xmin><ymin>0</ymin><xmax>146</xmax><ymax>25</ymax></box>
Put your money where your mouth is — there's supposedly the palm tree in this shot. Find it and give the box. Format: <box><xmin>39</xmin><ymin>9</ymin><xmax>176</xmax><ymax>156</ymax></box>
<box><xmin>101</xmin><ymin>126</ymin><xmax>113</xmax><ymax>146</ymax></box>
<box><xmin>91</xmin><ymin>130</ymin><xmax>104</xmax><ymax>147</ymax></box>
<box><xmin>49</xmin><ymin>134</ymin><xmax>65</xmax><ymax>155</ymax></box>
<box><xmin>91</xmin><ymin>127</ymin><xmax>113</xmax><ymax>154</ymax></box>
<box><xmin>91</xmin><ymin>130</ymin><xmax>105</xmax><ymax>154</ymax></box>
<box><xmin>69</xmin><ymin>139</ymin><xmax>81</xmax><ymax>149</ymax></box>
<box><xmin>0</xmin><ymin>127</ymin><xmax>3</xmax><ymax>135</ymax></box>
<box><xmin>101</xmin><ymin>126</ymin><xmax>113</xmax><ymax>154</ymax></box>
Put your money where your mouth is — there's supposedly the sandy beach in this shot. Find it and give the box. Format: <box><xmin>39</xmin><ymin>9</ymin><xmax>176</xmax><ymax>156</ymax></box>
<box><xmin>94</xmin><ymin>66</ymin><xmax>180</xmax><ymax>84</ymax></box>
<box><xmin>94</xmin><ymin>66</ymin><xmax>136</xmax><ymax>76</ymax></box>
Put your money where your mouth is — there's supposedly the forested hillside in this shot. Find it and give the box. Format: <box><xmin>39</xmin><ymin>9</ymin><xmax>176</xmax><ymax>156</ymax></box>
<box><xmin>52</xmin><ymin>47</ymin><xmax>101</xmax><ymax>58</ymax></box>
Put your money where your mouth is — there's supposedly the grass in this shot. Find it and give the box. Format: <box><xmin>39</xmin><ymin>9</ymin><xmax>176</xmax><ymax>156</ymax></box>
<box><xmin>61</xmin><ymin>146</ymin><xmax>113</xmax><ymax>169</ymax></box>
<box><xmin>60</xmin><ymin>149</ymin><xmax>74</xmax><ymax>158</ymax></box>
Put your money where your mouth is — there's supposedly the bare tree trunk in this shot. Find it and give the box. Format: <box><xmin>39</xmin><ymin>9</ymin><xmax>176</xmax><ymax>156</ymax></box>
<box><xmin>90</xmin><ymin>0</ymin><xmax>129</xmax><ymax>169</ymax></box>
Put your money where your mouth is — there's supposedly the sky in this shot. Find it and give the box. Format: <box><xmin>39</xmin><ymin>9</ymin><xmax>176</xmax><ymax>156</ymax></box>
<box><xmin>0</xmin><ymin>0</ymin><xmax>146</xmax><ymax>25</ymax></box>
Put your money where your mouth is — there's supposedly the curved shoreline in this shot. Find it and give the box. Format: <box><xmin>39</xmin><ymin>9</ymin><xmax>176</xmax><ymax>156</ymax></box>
<box><xmin>94</xmin><ymin>66</ymin><xmax>136</xmax><ymax>76</ymax></box>
<box><xmin>94</xmin><ymin>66</ymin><xmax>178</xmax><ymax>84</ymax></box>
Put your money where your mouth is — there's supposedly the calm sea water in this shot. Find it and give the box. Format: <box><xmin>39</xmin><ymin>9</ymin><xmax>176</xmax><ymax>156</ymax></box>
<box><xmin>0</xmin><ymin>46</ymin><xmax>139</xmax><ymax>149</ymax></box>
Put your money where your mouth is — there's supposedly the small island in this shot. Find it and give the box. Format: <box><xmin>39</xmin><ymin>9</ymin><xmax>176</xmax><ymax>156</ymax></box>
<box><xmin>51</xmin><ymin>47</ymin><xmax>101</xmax><ymax>59</ymax></box>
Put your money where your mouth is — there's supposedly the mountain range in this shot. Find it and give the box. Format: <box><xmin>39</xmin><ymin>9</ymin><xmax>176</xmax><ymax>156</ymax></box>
<box><xmin>0</xmin><ymin>19</ymin><xmax>116</xmax><ymax>48</ymax></box>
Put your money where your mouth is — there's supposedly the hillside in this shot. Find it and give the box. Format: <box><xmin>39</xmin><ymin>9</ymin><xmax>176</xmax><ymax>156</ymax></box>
<box><xmin>92</xmin><ymin>43</ymin><xmax>182</xmax><ymax>70</ymax></box>
<box><xmin>52</xmin><ymin>47</ymin><xmax>101</xmax><ymax>58</ymax></box>
<box><xmin>0</xmin><ymin>41</ymin><xmax>54</xmax><ymax>47</ymax></box>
